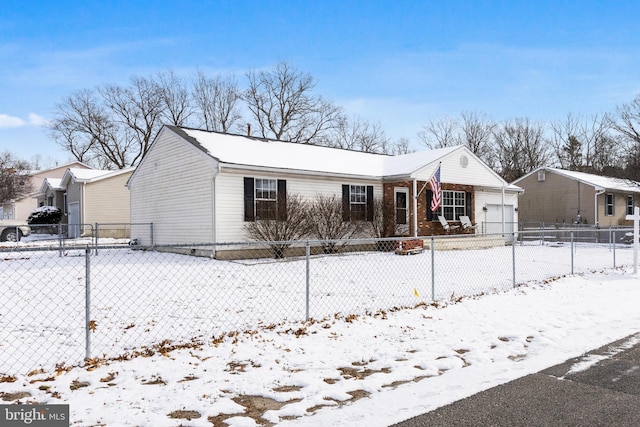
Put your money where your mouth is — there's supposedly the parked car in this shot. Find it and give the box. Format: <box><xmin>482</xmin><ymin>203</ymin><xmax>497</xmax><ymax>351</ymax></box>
<box><xmin>0</xmin><ymin>220</ymin><xmax>31</xmax><ymax>242</ymax></box>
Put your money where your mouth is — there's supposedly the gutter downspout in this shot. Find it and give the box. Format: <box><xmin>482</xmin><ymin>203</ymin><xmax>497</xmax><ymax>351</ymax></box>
<box><xmin>413</xmin><ymin>178</ymin><xmax>418</xmax><ymax>238</ymax></box>
<box><xmin>81</xmin><ymin>182</ymin><xmax>86</xmax><ymax>233</ymax></box>
<box><xmin>501</xmin><ymin>184</ymin><xmax>505</xmax><ymax>233</ymax></box>
<box><xmin>211</xmin><ymin>164</ymin><xmax>220</xmax><ymax>257</ymax></box>
<box><xmin>595</xmin><ymin>188</ymin><xmax>605</xmax><ymax>226</ymax></box>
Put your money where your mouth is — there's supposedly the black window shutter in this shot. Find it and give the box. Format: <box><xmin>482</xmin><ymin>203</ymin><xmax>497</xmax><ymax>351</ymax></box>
<box><xmin>366</xmin><ymin>185</ymin><xmax>374</xmax><ymax>221</ymax></box>
<box><xmin>426</xmin><ymin>190</ymin><xmax>434</xmax><ymax>221</ymax></box>
<box><xmin>277</xmin><ymin>179</ymin><xmax>287</xmax><ymax>221</ymax></box>
<box><xmin>342</xmin><ymin>185</ymin><xmax>350</xmax><ymax>221</ymax></box>
<box><xmin>244</xmin><ymin>177</ymin><xmax>255</xmax><ymax>222</ymax></box>
<box><xmin>466</xmin><ymin>192</ymin><xmax>472</xmax><ymax>218</ymax></box>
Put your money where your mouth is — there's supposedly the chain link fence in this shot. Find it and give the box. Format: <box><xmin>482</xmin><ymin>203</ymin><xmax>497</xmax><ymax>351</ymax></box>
<box><xmin>1</xmin><ymin>228</ymin><xmax>637</xmax><ymax>376</ymax></box>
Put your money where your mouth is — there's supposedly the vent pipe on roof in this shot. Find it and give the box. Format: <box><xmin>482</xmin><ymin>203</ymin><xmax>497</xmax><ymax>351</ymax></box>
<box><xmin>247</xmin><ymin>123</ymin><xmax>251</xmax><ymax>136</ymax></box>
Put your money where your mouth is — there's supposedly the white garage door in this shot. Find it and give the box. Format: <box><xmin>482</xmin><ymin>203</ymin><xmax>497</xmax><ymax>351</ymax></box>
<box><xmin>485</xmin><ymin>204</ymin><xmax>514</xmax><ymax>242</ymax></box>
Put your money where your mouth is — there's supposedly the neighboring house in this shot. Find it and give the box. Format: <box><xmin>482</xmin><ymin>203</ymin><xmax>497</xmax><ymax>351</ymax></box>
<box><xmin>512</xmin><ymin>167</ymin><xmax>640</xmax><ymax>226</ymax></box>
<box><xmin>1</xmin><ymin>162</ymin><xmax>91</xmax><ymax>221</ymax></box>
<box><xmin>38</xmin><ymin>167</ymin><xmax>134</xmax><ymax>238</ymax></box>
<box><xmin>127</xmin><ymin>126</ymin><xmax>521</xmax><ymax>253</ymax></box>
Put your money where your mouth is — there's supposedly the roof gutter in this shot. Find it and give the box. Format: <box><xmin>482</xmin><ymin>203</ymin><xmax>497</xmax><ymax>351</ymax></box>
<box><xmin>219</xmin><ymin>163</ymin><xmax>382</xmax><ymax>181</ymax></box>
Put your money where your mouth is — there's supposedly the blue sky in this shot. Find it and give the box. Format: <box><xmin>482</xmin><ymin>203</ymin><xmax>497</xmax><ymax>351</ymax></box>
<box><xmin>2</xmin><ymin>0</ymin><xmax>640</xmax><ymax>166</ymax></box>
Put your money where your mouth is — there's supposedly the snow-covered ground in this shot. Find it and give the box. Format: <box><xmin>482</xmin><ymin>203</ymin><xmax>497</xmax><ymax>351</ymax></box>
<box><xmin>1</xmin><ymin>241</ymin><xmax>639</xmax><ymax>426</ymax></box>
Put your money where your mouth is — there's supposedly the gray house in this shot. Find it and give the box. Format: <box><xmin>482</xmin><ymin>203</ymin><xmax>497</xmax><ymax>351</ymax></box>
<box><xmin>512</xmin><ymin>167</ymin><xmax>640</xmax><ymax>226</ymax></box>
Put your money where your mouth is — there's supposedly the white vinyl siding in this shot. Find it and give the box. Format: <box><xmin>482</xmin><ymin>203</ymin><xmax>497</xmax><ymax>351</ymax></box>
<box><xmin>129</xmin><ymin>129</ymin><xmax>217</xmax><ymax>245</ymax></box>
<box><xmin>215</xmin><ymin>169</ymin><xmax>381</xmax><ymax>242</ymax></box>
<box><xmin>413</xmin><ymin>151</ymin><xmax>506</xmax><ymax>188</ymax></box>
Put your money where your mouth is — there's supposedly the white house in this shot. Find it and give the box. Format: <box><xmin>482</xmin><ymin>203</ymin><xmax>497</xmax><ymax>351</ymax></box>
<box><xmin>127</xmin><ymin>126</ymin><xmax>521</xmax><ymax>254</ymax></box>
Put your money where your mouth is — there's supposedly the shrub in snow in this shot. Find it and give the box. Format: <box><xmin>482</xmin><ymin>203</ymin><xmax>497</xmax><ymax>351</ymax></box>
<box><xmin>27</xmin><ymin>206</ymin><xmax>62</xmax><ymax>225</ymax></box>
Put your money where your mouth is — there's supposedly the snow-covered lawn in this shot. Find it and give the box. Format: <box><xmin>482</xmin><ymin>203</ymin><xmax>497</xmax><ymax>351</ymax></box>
<box><xmin>1</xmin><ymin>242</ymin><xmax>638</xmax><ymax>426</ymax></box>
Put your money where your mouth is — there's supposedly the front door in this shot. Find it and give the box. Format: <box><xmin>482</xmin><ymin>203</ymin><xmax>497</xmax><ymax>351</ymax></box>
<box><xmin>68</xmin><ymin>202</ymin><xmax>80</xmax><ymax>238</ymax></box>
<box><xmin>395</xmin><ymin>188</ymin><xmax>409</xmax><ymax>236</ymax></box>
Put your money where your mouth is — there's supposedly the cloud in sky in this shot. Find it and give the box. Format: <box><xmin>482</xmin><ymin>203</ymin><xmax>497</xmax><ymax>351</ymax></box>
<box><xmin>0</xmin><ymin>113</ymin><xmax>47</xmax><ymax>128</ymax></box>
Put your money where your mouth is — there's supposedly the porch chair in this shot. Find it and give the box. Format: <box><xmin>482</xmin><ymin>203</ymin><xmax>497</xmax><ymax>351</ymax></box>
<box><xmin>438</xmin><ymin>216</ymin><xmax>460</xmax><ymax>232</ymax></box>
<box><xmin>459</xmin><ymin>215</ymin><xmax>478</xmax><ymax>230</ymax></box>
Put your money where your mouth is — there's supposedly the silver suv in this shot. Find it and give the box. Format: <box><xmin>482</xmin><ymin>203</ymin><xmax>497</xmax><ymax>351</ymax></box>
<box><xmin>0</xmin><ymin>220</ymin><xmax>31</xmax><ymax>242</ymax></box>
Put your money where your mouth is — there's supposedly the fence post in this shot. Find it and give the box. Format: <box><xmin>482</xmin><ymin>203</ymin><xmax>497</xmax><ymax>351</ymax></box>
<box><xmin>431</xmin><ymin>236</ymin><xmax>435</xmax><ymax>301</ymax></box>
<box><xmin>95</xmin><ymin>223</ymin><xmax>99</xmax><ymax>255</ymax></box>
<box><xmin>85</xmin><ymin>245</ymin><xmax>91</xmax><ymax>361</ymax></box>
<box><xmin>305</xmin><ymin>241</ymin><xmax>310</xmax><ymax>321</ymax></box>
<box><xmin>571</xmin><ymin>231</ymin><xmax>574</xmax><ymax>275</ymax></box>
<box><xmin>58</xmin><ymin>224</ymin><xmax>63</xmax><ymax>257</ymax></box>
<box><xmin>150</xmin><ymin>223</ymin><xmax>155</xmax><ymax>249</ymax></box>
<box><xmin>512</xmin><ymin>234</ymin><xmax>516</xmax><ymax>288</ymax></box>
<box><xmin>612</xmin><ymin>230</ymin><xmax>616</xmax><ymax>268</ymax></box>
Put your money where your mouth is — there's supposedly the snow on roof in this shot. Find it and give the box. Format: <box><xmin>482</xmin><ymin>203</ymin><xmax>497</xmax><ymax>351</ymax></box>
<box><xmin>180</xmin><ymin>127</ymin><xmax>460</xmax><ymax>178</ymax></box>
<box><xmin>547</xmin><ymin>167</ymin><xmax>640</xmax><ymax>193</ymax></box>
<box><xmin>66</xmin><ymin>167</ymin><xmax>134</xmax><ymax>183</ymax></box>
<box><xmin>44</xmin><ymin>178</ymin><xmax>64</xmax><ymax>190</ymax></box>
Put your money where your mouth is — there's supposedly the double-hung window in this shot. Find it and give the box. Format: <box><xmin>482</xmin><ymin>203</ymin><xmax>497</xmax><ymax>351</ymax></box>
<box><xmin>349</xmin><ymin>185</ymin><xmax>366</xmax><ymax>221</ymax></box>
<box><xmin>605</xmin><ymin>194</ymin><xmax>615</xmax><ymax>216</ymax></box>
<box><xmin>627</xmin><ymin>195</ymin><xmax>634</xmax><ymax>216</ymax></box>
<box><xmin>244</xmin><ymin>177</ymin><xmax>286</xmax><ymax>221</ymax></box>
<box><xmin>342</xmin><ymin>184</ymin><xmax>374</xmax><ymax>222</ymax></box>
<box><xmin>255</xmin><ymin>178</ymin><xmax>277</xmax><ymax>220</ymax></box>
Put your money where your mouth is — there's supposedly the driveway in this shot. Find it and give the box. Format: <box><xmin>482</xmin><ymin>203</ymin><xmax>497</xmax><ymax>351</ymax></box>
<box><xmin>392</xmin><ymin>333</ymin><xmax>640</xmax><ymax>426</ymax></box>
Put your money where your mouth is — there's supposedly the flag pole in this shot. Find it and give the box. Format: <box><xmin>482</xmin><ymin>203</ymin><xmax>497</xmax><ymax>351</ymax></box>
<box><xmin>414</xmin><ymin>162</ymin><xmax>442</xmax><ymax>238</ymax></box>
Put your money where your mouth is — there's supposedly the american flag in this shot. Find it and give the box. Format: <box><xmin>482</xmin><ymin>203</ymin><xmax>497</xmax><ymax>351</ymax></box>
<box><xmin>429</xmin><ymin>165</ymin><xmax>441</xmax><ymax>212</ymax></box>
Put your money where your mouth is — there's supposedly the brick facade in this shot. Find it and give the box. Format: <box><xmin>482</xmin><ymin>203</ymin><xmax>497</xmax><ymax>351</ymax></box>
<box><xmin>383</xmin><ymin>181</ymin><xmax>475</xmax><ymax>236</ymax></box>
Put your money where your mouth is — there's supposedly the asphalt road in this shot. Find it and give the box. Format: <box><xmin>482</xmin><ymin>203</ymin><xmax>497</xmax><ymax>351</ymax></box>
<box><xmin>392</xmin><ymin>333</ymin><xmax>640</xmax><ymax>427</ymax></box>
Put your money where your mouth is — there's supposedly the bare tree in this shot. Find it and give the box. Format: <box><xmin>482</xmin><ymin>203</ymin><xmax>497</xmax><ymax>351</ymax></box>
<box><xmin>48</xmin><ymin>89</ymin><xmax>123</xmax><ymax>168</ymax></box>
<box><xmin>243</xmin><ymin>61</ymin><xmax>342</xmax><ymax>143</ymax></box>
<box><xmin>307</xmin><ymin>194</ymin><xmax>364</xmax><ymax>253</ymax></box>
<box><xmin>611</xmin><ymin>95</ymin><xmax>640</xmax><ymax>179</ymax></box>
<box><xmin>417</xmin><ymin>116</ymin><xmax>459</xmax><ymax>149</ymax></box>
<box><xmin>157</xmin><ymin>70</ymin><xmax>193</xmax><ymax>126</ymax></box>
<box><xmin>0</xmin><ymin>151</ymin><xmax>31</xmax><ymax>203</ymax></box>
<box><xmin>493</xmin><ymin>118</ymin><xmax>551</xmax><ymax>182</ymax></box>
<box><xmin>244</xmin><ymin>193</ymin><xmax>311</xmax><ymax>258</ymax></box>
<box><xmin>585</xmin><ymin>114</ymin><xmax>617</xmax><ymax>172</ymax></box>
<box><xmin>549</xmin><ymin>113</ymin><xmax>586</xmax><ymax>170</ymax></box>
<box><xmin>192</xmin><ymin>71</ymin><xmax>243</xmax><ymax>133</ymax></box>
<box><xmin>329</xmin><ymin>115</ymin><xmax>388</xmax><ymax>153</ymax></box>
<box><xmin>100</xmin><ymin>75</ymin><xmax>165</xmax><ymax>166</ymax></box>
<box><xmin>383</xmin><ymin>137</ymin><xmax>413</xmax><ymax>155</ymax></box>
<box><xmin>459</xmin><ymin>111</ymin><xmax>496</xmax><ymax>167</ymax></box>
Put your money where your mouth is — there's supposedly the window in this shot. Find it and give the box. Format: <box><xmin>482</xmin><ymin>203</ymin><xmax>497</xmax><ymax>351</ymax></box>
<box><xmin>605</xmin><ymin>194</ymin><xmax>614</xmax><ymax>216</ymax></box>
<box><xmin>627</xmin><ymin>195</ymin><xmax>634</xmax><ymax>216</ymax></box>
<box><xmin>431</xmin><ymin>190</ymin><xmax>466</xmax><ymax>221</ymax></box>
<box><xmin>342</xmin><ymin>184</ymin><xmax>374</xmax><ymax>222</ymax></box>
<box><xmin>255</xmin><ymin>178</ymin><xmax>277</xmax><ymax>220</ymax></box>
<box><xmin>537</xmin><ymin>170</ymin><xmax>545</xmax><ymax>182</ymax></box>
<box><xmin>244</xmin><ymin>177</ymin><xmax>286</xmax><ymax>221</ymax></box>
<box><xmin>350</xmin><ymin>185</ymin><xmax>366</xmax><ymax>221</ymax></box>
<box><xmin>395</xmin><ymin>190</ymin><xmax>408</xmax><ymax>225</ymax></box>
<box><xmin>63</xmin><ymin>194</ymin><xmax>68</xmax><ymax>215</ymax></box>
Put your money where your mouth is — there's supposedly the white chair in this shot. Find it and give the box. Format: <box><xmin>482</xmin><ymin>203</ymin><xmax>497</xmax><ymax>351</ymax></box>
<box><xmin>438</xmin><ymin>216</ymin><xmax>460</xmax><ymax>232</ymax></box>
<box><xmin>459</xmin><ymin>215</ymin><xmax>477</xmax><ymax>230</ymax></box>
